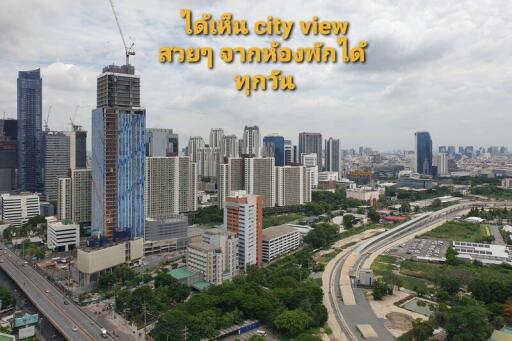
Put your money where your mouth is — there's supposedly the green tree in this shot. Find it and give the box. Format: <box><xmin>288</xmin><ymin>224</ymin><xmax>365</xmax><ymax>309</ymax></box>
<box><xmin>444</xmin><ymin>304</ymin><xmax>492</xmax><ymax>341</ymax></box>
<box><xmin>432</xmin><ymin>198</ymin><xmax>442</xmax><ymax>209</ymax></box>
<box><xmin>438</xmin><ymin>276</ymin><xmax>461</xmax><ymax>295</ymax></box>
<box><xmin>367</xmin><ymin>209</ymin><xmax>380</xmax><ymax>223</ymax></box>
<box><xmin>273</xmin><ymin>309</ymin><xmax>312</xmax><ymax>336</ymax></box>
<box><xmin>343</xmin><ymin>214</ymin><xmax>356</xmax><ymax>229</ymax></box>
<box><xmin>0</xmin><ymin>287</ymin><xmax>14</xmax><ymax>308</ymax></box>
<box><xmin>446</xmin><ymin>247</ymin><xmax>460</xmax><ymax>265</ymax></box>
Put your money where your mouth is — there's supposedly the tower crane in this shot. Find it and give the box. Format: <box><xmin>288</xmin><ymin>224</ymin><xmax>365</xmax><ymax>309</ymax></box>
<box><xmin>44</xmin><ymin>105</ymin><xmax>52</xmax><ymax>132</ymax></box>
<box><xmin>108</xmin><ymin>0</ymin><xmax>135</xmax><ymax>66</ymax></box>
<box><xmin>69</xmin><ymin>105</ymin><xmax>80</xmax><ymax>129</ymax></box>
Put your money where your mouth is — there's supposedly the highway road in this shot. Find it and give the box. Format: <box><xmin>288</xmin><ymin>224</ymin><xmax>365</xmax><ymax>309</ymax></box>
<box><xmin>0</xmin><ymin>242</ymin><xmax>111</xmax><ymax>341</ymax></box>
<box><xmin>327</xmin><ymin>201</ymin><xmax>510</xmax><ymax>340</ymax></box>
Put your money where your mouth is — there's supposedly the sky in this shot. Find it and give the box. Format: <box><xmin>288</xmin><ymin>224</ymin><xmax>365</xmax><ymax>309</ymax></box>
<box><xmin>0</xmin><ymin>0</ymin><xmax>511</xmax><ymax>151</ymax></box>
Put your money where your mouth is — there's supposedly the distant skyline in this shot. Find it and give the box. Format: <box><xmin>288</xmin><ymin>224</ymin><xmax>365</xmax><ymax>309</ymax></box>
<box><xmin>1</xmin><ymin>0</ymin><xmax>511</xmax><ymax>150</ymax></box>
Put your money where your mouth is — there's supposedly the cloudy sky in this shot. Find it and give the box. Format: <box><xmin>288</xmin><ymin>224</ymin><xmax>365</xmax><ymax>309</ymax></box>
<box><xmin>1</xmin><ymin>0</ymin><xmax>511</xmax><ymax>151</ymax></box>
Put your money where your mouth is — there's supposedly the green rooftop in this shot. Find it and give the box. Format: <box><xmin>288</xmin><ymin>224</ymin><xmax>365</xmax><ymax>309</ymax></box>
<box><xmin>14</xmin><ymin>313</ymin><xmax>38</xmax><ymax>328</ymax></box>
<box><xmin>0</xmin><ymin>333</ymin><xmax>15</xmax><ymax>341</ymax></box>
<box><xmin>192</xmin><ymin>280</ymin><xmax>211</xmax><ymax>291</ymax></box>
<box><xmin>489</xmin><ymin>326</ymin><xmax>512</xmax><ymax>341</ymax></box>
<box><xmin>169</xmin><ymin>267</ymin><xmax>199</xmax><ymax>280</ymax></box>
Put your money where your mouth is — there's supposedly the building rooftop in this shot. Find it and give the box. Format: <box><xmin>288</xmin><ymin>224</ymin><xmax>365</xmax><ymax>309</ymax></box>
<box><xmin>263</xmin><ymin>224</ymin><xmax>299</xmax><ymax>241</ymax></box>
<box><xmin>168</xmin><ymin>267</ymin><xmax>200</xmax><ymax>280</ymax></box>
<box><xmin>188</xmin><ymin>241</ymin><xmax>219</xmax><ymax>252</ymax></box>
<box><xmin>192</xmin><ymin>280</ymin><xmax>211</xmax><ymax>291</ymax></box>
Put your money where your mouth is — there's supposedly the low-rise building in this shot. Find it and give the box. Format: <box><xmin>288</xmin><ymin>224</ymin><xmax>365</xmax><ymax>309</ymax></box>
<box><xmin>46</xmin><ymin>217</ymin><xmax>80</xmax><ymax>252</ymax></box>
<box><xmin>0</xmin><ymin>193</ymin><xmax>40</xmax><ymax>227</ymax></box>
<box><xmin>262</xmin><ymin>224</ymin><xmax>301</xmax><ymax>262</ymax></box>
<box><xmin>452</xmin><ymin>241</ymin><xmax>511</xmax><ymax>265</ymax></box>
<box><xmin>75</xmin><ymin>238</ymin><xmax>144</xmax><ymax>287</ymax></box>
<box><xmin>346</xmin><ymin>187</ymin><xmax>380</xmax><ymax>206</ymax></box>
<box><xmin>397</xmin><ymin>172</ymin><xmax>433</xmax><ymax>190</ymax></box>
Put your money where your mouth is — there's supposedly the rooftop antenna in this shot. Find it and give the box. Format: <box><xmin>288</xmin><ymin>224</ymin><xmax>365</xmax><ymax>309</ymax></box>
<box><xmin>108</xmin><ymin>0</ymin><xmax>135</xmax><ymax>66</ymax></box>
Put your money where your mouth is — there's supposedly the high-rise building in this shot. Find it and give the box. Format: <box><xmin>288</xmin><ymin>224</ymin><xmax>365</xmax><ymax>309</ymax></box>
<box><xmin>244</xmin><ymin>157</ymin><xmax>276</xmax><ymax>208</ymax></box>
<box><xmin>242</xmin><ymin>126</ymin><xmax>261</xmax><ymax>157</ymax></box>
<box><xmin>414</xmin><ymin>131</ymin><xmax>433</xmax><ymax>175</ymax></box>
<box><xmin>65</xmin><ymin>125</ymin><xmax>87</xmax><ymax>170</ymax></box>
<box><xmin>0</xmin><ymin>193</ymin><xmax>40</xmax><ymax>227</ymax></box>
<box><xmin>262</xmin><ymin>135</ymin><xmax>285</xmax><ymax>166</ymax></box>
<box><xmin>91</xmin><ymin>64</ymin><xmax>145</xmax><ymax>239</ymax></box>
<box><xmin>284</xmin><ymin>140</ymin><xmax>292</xmax><ymax>166</ymax></box>
<box><xmin>145</xmin><ymin>156</ymin><xmax>197</xmax><ymax>218</ymax></box>
<box><xmin>202</xmin><ymin>229</ymin><xmax>238</xmax><ymax>281</ymax></box>
<box><xmin>324</xmin><ymin>137</ymin><xmax>340</xmax><ymax>173</ymax></box>
<box><xmin>301</xmin><ymin>153</ymin><xmax>319</xmax><ymax>188</ymax></box>
<box><xmin>17</xmin><ymin>69</ymin><xmax>43</xmax><ymax>193</ymax></box>
<box><xmin>71</xmin><ymin>168</ymin><xmax>92</xmax><ymax>225</ymax></box>
<box><xmin>44</xmin><ymin>131</ymin><xmax>70</xmax><ymax>201</ymax></box>
<box><xmin>209</xmin><ymin>128</ymin><xmax>224</xmax><ymax>149</ymax></box>
<box><xmin>217</xmin><ymin>158</ymin><xmax>245</xmax><ymax>209</ymax></box>
<box><xmin>275</xmin><ymin>166</ymin><xmax>311</xmax><ymax>206</ymax></box>
<box><xmin>224</xmin><ymin>192</ymin><xmax>263</xmax><ymax>271</ymax></box>
<box><xmin>187</xmin><ymin>136</ymin><xmax>205</xmax><ymax>163</ymax></box>
<box><xmin>447</xmin><ymin>146</ymin><xmax>456</xmax><ymax>156</ymax></box>
<box><xmin>57</xmin><ymin>177</ymin><xmax>72</xmax><ymax>221</ymax></box>
<box><xmin>435</xmin><ymin>152</ymin><xmax>449</xmax><ymax>177</ymax></box>
<box><xmin>96</xmin><ymin>65</ymin><xmax>140</xmax><ymax>108</ymax></box>
<box><xmin>298</xmin><ymin>132</ymin><xmax>322</xmax><ymax>168</ymax></box>
<box><xmin>198</xmin><ymin>147</ymin><xmax>221</xmax><ymax>178</ymax></box>
<box><xmin>222</xmin><ymin>134</ymin><xmax>239</xmax><ymax>159</ymax></box>
<box><xmin>145</xmin><ymin>128</ymin><xmax>179</xmax><ymax>157</ymax></box>
<box><xmin>0</xmin><ymin>119</ymin><xmax>17</xmax><ymax>191</ymax></box>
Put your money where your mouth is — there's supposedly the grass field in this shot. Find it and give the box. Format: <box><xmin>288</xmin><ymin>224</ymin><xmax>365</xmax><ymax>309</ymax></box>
<box><xmin>371</xmin><ymin>255</ymin><xmax>431</xmax><ymax>292</ymax></box>
<box><xmin>420</xmin><ymin>221</ymin><xmax>489</xmax><ymax>242</ymax></box>
<box><xmin>263</xmin><ymin>212</ymin><xmax>305</xmax><ymax>228</ymax></box>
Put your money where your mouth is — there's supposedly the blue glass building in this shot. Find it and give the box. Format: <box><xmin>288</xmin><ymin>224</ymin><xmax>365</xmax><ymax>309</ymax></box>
<box><xmin>415</xmin><ymin>131</ymin><xmax>433</xmax><ymax>175</ymax></box>
<box><xmin>17</xmin><ymin>69</ymin><xmax>43</xmax><ymax>192</ymax></box>
<box><xmin>262</xmin><ymin>135</ymin><xmax>285</xmax><ymax>166</ymax></box>
<box><xmin>91</xmin><ymin>65</ymin><xmax>145</xmax><ymax>239</ymax></box>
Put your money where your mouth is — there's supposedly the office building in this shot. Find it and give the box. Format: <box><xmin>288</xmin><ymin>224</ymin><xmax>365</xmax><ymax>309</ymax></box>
<box><xmin>209</xmin><ymin>128</ymin><xmax>224</xmax><ymax>149</ymax></box>
<box><xmin>435</xmin><ymin>152</ymin><xmax>449</xmax><ymax>177</ymax></box>
<box><xmin>301</xmin><ymin>153</ymin><xmax>319</xmax><ymax>188</ymax></box>
<box><xmin>57</xmin><ymin>177</ymin><xmax>72</xmax><ymax>221</ymax></box>
<box><xmin>275</xmin><ymin>166</ymin><xmax>311</xmax><ymax>206</ymax></box>
<box><xmin>17</xmin><ymin>69</ymin><xmax>43</xmax><ymax>193</ymax></box>
<box><xmin>262</xmin><ymin>224</ymin><xmax>301</xmax><ymax>262</ymax></box>
<box><xmin>44</xmin><ymin>131</ymin><xmax>70</xmax><ymax>201</ymax></box>
<box><xmin>0</xmin><ymin>193</ymin><xmax>40</xmax><ymax>227</ymax></box>
<box><xmin>46</xmin><ymin>216</ymin><xmax>80</xmax><ymax>252</ymax></box>
<box><xmin>0</xmin><ymin>119</ymin><xmax>17</xmax><ymax>191</ymax></box>
<box><xmin>284</xmin><ymin>140</ymin><xmax>293</xmax><ymax>166</ymax></box>
<box><xmin>71</xmin><ymin>168</ymin><xmax>92</xmax><ymax>224</ymax></box>
<box><xmin>65</xmin><ymin>124</ymin><xmax>87</xmax><ymax>169</ymax></box>
<box><xmin>346</xmin><ymin>188</ymin><xmax>380</xmax><ymax>206</ymax></box>
<box><xmin>145</xmin><ymin>157</ymin><xmax>197</xmax><ymax>217</ymax></box>
<box><xmin>198</xmin><ymin>146</ymin><xmax>221</xmax><ymax>178</ymax></box>
<box><xmin>91</xmin><ymin>64</ymin><xmax>145</xmax><ymax>239</ymax></box>
<box><xmin>318</xmin><ymin>171</ymin><xmax>339</xmax><ymax>182</ymax></box>
<box><xmin>145</xmin><ymin>214</ymin><xmax>188</xmax><ymax>245</ymax></box>
<box><xmin>299</xmin><ymin>132</ymin><xmax>322</xmax><ymax>168</ymax></box>
<box><xmin>414</xmin><ymin>131</ymin><xmax>433</xmax><ymax>175</ymax></box>
<box><xmin>224</xmin><ymin>193</ymin><xmax>263</xmax><ymax>271</ymax></box>
<box><xmin>145</xmin><ymin>128</ymin><xmax>179</xmax><ymax>157</ymax></box>
<box><xmin>242</xmin><ymin>125</ymin><xmax>261</xmax><ymax>157</ymax></box>
<box><xmin>325</xmin><ymin>137</ymin><xmax>340</xmax><ymax>173</ymax></box>
<box><xmin>187</xmin><ymin>136</ymin><xmax>205</xmax><ymax>163</ymax></box>
<box><xmin>262</xmin><ymin>135</ymin><xmax>285</xmax><ymax>166</ymax></box>
<box><xmin>202</xmin><ymin>229</ymin><xmax>238</xmax><ymax>280</ymax></box>
<box><xmin>244</xmin><ymin>157</ymin><xmax>275</xmax><ymax>208</ymax></box>
<box><xmin>222</xmin><ymin>134</ymin><xmax>239</xmax><ymax>158</ymax></box>
<box><xmin>398</xmin><ymin>172</ymin><xmax>433</xmax><ymax>190</ymax></box>
<box><xmin>452</xmin><ymin>241</ymin><xmax>511</xmax><ymax>265</ymax></box>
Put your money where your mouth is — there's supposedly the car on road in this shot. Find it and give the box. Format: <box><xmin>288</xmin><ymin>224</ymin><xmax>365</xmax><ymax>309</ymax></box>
<box><xmin>44</xmin><ymin>289</ymin><xmax>49</xmax><ymax>293</ymax></box>
<box><xmin>72</xmin><ymin>326</ymin><xmax>78</xmax><ymax>332</ymax></box>
<box><xmin>0</xmin><ymin>259</ymin><xmax>4</xmax><ymax>263</ymax></box>
<box><xmin>64</xmin><ymin>300</ymin><xmax>69</xmax><ymax>305</ymax></box>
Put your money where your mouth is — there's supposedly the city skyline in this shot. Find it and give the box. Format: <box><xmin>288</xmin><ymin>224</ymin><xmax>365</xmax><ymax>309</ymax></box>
<box><xmin>1</xmin><ymin>0</ymin><xmax>511</xmax><ymax>150</ymax></box>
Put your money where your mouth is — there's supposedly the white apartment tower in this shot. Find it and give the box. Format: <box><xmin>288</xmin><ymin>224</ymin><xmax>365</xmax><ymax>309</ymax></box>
<box><xmin>275</xmin><ymin>165</ymin><xmax>311</xmax><ymax>206</ymax></box>
<box><xmin>57</xmin><ymin>177</ymin><xmax>72</xmax><ymax>221</ymax></box>
<box><xmin>242</xmin><ymin>126</ymin><xmax>261</xmax><ymax>157</ymax></box>
<box><xmin>244</xmin><ymin>157</ymin><xmax>276</xmax><ymax>208</ymax></box>
<box><xmin>188</xmin><ymin>136</ymin><xmax>205</xmax><ymax>163</ymax></box>
<box><xmin>0</xmin><ymin>193</ymin><xmax>40</xmax><ymax>227</ymax></box>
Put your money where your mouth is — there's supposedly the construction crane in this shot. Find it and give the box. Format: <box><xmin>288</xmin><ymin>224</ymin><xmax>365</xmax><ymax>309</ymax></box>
<box><xmin>108</xmin><ymin>0</ymin><xmax>135</xmax><ymax>66</ymax></box>
<box><xmin>44</xmin><ymin>105</ymin><xmax>52</xmax><ymax>132</ymax></box>
<box><xmin>69</xmin><ymin>105</ymin><xmax>80</xmax><ymax>130</ymax></box>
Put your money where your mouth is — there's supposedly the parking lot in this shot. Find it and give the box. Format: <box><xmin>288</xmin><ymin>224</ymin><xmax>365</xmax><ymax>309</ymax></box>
<box><xmin>389</xmin><ymin>238</ymin><xmax>449</xmax><ymax>263</ymax></box>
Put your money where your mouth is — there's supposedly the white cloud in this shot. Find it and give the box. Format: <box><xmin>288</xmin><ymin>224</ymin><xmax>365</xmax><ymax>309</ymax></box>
<box><xmin>0</xmin><ymin>0</ymin><xmax>510</xmax><ymax>150</ymax></box>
